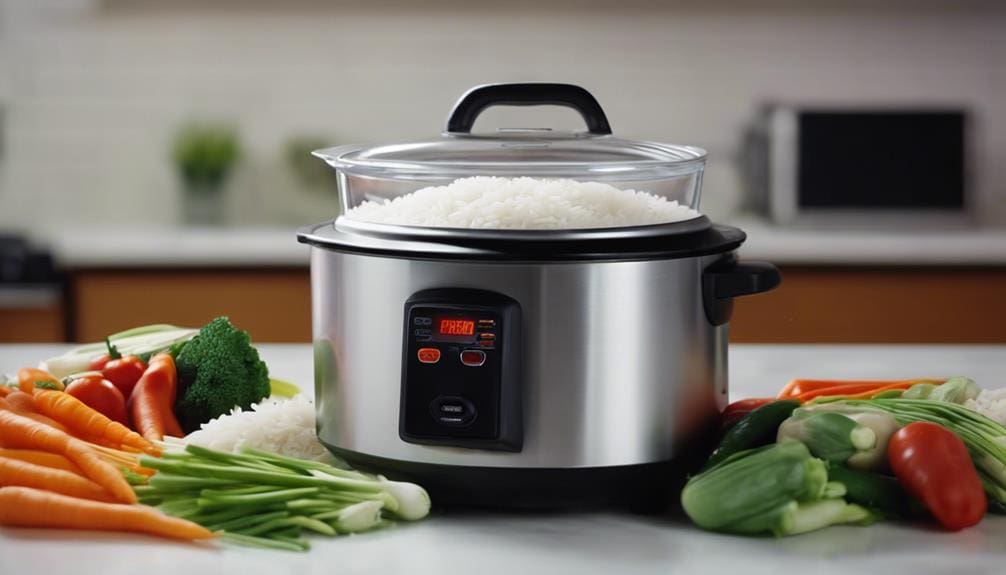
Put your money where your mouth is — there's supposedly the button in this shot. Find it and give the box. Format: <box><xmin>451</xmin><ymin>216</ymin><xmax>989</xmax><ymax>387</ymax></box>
<box><xmin>479</xmin><ymin>332</ymin><xmax>496</xmax><ymax>340</ymax></box>
<box><xmin>478</xmin><ymin>339</ymin><xmax>495</xmax><ymax>349</ymax></box>
<box><xmin>460</xmin><ymin>349</ymin><xmax>486</xmax><ymax>367</ymax></box>
<box><xmin>417</xmin><ymin>348</ymin><xmax>441</xmax><ymax>364</ymax></box>
<box><xmin>429</xmin><ymin>396</ymin><xmax>476</xmax><ymax>427</ymax></box>
<box><xmin>477</xmin><ymin>319</ymin><xmax>496</xmax><ymax>328</ymax></box>
<box><xmin>413</xmin><ymin>317</ymin><xmax>431</xmax><ymax>326</ymax></box>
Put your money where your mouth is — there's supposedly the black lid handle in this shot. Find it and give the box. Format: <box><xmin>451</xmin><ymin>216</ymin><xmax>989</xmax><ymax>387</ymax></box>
<box><xmin>446</xmin><ymin>83</ymin><xmax>612</xmax><ymax>135</ymax></box>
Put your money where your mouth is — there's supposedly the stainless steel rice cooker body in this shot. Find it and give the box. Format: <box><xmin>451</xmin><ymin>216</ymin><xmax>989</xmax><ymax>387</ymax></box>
<box><xmin>298</xmin><ymin>84</ymin><xmax>780</xmax><ymax>505</ymax></box>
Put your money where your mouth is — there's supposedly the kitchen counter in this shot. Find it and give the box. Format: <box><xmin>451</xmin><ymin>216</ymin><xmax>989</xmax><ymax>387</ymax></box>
<box><xmin>2</xmin><ymin>343</ymin><xmax>1006</xmax><ymax>574</ymax></box>
<box><xmin>40</xmin><ymin>220</ymin><xmax>1006</xmax><ymax>268</ymax></box>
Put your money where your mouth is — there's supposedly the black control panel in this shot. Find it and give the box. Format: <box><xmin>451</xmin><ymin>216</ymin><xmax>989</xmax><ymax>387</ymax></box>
<box><xmin>399</xmin><ymin>289</ymin><xmax>522</xmax><ymax>451</ymax></box>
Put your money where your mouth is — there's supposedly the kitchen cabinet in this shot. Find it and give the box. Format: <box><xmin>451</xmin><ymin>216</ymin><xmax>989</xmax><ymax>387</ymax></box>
<box><xmin>61</xmin><ymin>266</ymin><xmax>1006</xmax><ymax>344</ymax></box>
<box><xmin>70</xmin><ymin>270</ymin><xmax>310</xmax><ymax>343</ymax></box>
<box><xmin>0</xmin><ymin>286</ymin><xmax>65</xmax><ymax>343</ymax></box>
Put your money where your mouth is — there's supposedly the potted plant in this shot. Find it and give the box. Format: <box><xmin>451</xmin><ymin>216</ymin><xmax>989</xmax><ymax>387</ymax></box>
<box><xmin>172</xmin><ymin>124</ymin><xmax>241</xmax><ymax>225</ymax></box>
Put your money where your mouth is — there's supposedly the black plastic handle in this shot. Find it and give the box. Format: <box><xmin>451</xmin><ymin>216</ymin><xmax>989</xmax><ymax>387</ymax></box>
<box><xmin>703</xmin><ymin>259</ymin><xmax>781</xmax><ymax>326</ymax></box>
<box><xmin>445</xmin><ymin>83</ymin><xmax>612</xmax><ymax>135</ymax></box>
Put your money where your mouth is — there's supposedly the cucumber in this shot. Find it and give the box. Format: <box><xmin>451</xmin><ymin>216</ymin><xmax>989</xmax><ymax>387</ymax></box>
<box><xmin>703</xmin><ymin>399</ymin><xmax>800</xmax><ymax>471</ymax></box>
<box><xmin>826</xmin><ymin>465</ymin><xmax>914</xmax><ymax>518</ymax></box>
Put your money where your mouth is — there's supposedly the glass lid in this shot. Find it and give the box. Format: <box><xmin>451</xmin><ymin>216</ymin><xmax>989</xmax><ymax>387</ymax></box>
<box><xmin>314</xmin><ymin>83</ymin><xmax>706</xmax><ymax>180</ymax></box>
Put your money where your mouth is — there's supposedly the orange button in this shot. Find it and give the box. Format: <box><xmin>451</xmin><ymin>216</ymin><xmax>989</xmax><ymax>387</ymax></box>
<box><xmin>417</xmin><ymin>348</ymin><xmax>441</xmax><ymax>364</ymax></box>
<box><xmin>460</xmin><ymin>349</ymin><xmax>486</xmax><ymax>367</ymax></box>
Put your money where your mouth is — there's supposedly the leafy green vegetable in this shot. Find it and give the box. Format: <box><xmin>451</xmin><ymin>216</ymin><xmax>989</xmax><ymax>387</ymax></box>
<box><xmin>789</xmin><ymin>404</ymin><xmax>899</xmax><ymax>470</ymax></box>
<box><xmin>136</xmin><ymin>444</ymin><xmax>429</xmax><ymax>551</ymax></box>
<box><xmin>777</xmin><ymin>411</ymin><xmax>875</xmax><ymax>464</ymax></box>
<box><xmin>269</xmin><ymin>378</ymin><xmax>300</xmax><ymax>399</ymax></box>
<box><xmin>928</xmin><ymin>376</ymin><xmax>980</xmax><ymax>404</ymax></box>
<box><xmin>172</xmin><ymin>317</ymin><xmax>271</xmax><ymax>433</ymax></box>
<box><xmin>704</xmin><ymin>399</ymin><xmax>800</xmax><ymax>470</ymax></box>
<box><xmin>682</xmin><ymin>441</ymin><xmax>872</xmax><ymax>536</ymax></box>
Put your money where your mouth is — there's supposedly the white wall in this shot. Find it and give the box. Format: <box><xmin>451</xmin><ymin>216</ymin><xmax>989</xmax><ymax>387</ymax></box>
<box><xmin>0</xmin><ymin>0</ymin><xmax>1003</xmax><ymax>235</ymax></box>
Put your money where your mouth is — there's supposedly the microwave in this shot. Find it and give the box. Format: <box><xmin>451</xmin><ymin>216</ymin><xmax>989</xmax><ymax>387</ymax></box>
<box><xmin>744</xmin><ymin>106</ymin><xmax>969</xmax><ymax>226</ymax></box>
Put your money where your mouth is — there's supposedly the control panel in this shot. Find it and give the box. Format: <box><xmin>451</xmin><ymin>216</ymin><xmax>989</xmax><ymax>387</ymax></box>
<box><xmin>399</xmin><ymin>288</ymin><xmax>522</xmax><ymax>451</ymax></box>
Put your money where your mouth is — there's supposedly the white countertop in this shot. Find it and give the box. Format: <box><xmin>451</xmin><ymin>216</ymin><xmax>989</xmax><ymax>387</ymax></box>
<box><xmin>38</xmin><ymin>219</ymin><xmax>1006</xmax><ymax>268</ymax></box>
<box><xmin>2</xmin><ymin>343</ymin><xmax>1006</xmax><ymax>574</ymax></box>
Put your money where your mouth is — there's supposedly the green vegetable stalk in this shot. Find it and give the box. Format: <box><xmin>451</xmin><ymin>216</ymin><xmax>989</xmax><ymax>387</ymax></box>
<box><xmin>681</xmin><ymin>441</ymin><xmax>872</xmax><ymax>536</ymax></box>
<box><xmin>703</xmin><ymin>400</ymin><xmax>800</xmax><ymax>470</ymax></box>
<box><xmin>137</xmin><ymin>444</ymin><xmax>431</xmax><ymax>551</ymax></box>
<box><xmin>927</xmin><ymin>376</ymin><xmax>980</xmax><ymax>404</ymax></box>
<box><xmin>777</xmin><ymin>411</ymin><xmax>876</xmax><ymax>464</ymax></box>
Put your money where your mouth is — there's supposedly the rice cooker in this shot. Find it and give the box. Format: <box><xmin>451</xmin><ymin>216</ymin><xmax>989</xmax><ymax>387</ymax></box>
<box><xmin>298</xmin><ymin>83</ymin><xmax>780</xmax><ymax>507</ymax></box>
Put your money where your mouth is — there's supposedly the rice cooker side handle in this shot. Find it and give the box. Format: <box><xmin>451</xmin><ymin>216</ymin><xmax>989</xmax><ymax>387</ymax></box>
<box><xmin>702</xmin><ymin>259</ymin><xmax>781</xmax><ymax>326</ymax></box>
<box><xmin>445</xmin><ymin>83</ymin><xmax>613</xmax><ymax>135</ymax></box>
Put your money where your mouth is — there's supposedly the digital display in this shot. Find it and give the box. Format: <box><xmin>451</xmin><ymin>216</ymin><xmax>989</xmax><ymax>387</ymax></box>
<box><xmin>439</xmin><ymin>318</ymin><xmax>475</xmax><ymax>336</ymax></box>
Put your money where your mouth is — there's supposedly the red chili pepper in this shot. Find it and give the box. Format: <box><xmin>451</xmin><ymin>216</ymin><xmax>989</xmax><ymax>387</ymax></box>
<box><xmin>101</xmin><ymin>356</ymin><xmax>148</xmax><ymax>400</ymax></box>
<box><xmin>888</xmin><ymin>421</ymin><xmax>986</xmax><ymax>531</ymax></box>
<box><xmin>720</xmin><ymin>398</ymin><xmax>774</xmax><ymax>432</ymax></box>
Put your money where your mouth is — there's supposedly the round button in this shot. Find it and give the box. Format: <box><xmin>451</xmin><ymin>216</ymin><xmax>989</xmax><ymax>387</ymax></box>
<box><xmin>429</xmin><ymin>396</ymin><xmax>476</xmax><ymax>427</ymax></box>
<box><xmin>417</xmin><ymin>347</ymin><xmax>441</xmax><ymax>364</ymax></box>
<box><xmin>460</xmin><ymin>349</ymin><xmax>486</xmax><ymax>367</ymax></box>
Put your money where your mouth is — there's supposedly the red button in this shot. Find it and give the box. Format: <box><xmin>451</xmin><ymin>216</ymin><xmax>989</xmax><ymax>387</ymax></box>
<box><xmin>417</xmin><ymin>348</ymin><xmax>441</xmax><ymax>364</ymax></box>
<box><xmin>460</xmin><ymin>350</ymin><xmax>486</xmax><ymax>367</ymax></box>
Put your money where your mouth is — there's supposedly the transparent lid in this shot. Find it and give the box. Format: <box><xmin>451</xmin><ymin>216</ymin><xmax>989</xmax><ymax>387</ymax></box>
<box><xmin>314</xmin><ymin>83</ymin><xmax>706</xmax><ymax>182</ymax></box>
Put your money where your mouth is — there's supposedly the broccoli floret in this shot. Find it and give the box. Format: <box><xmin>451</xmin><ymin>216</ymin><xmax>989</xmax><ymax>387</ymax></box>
<box><xmin>173</xmin><ymin>317</ymin><xmax>270</xmax><ymax>433</ymax></box>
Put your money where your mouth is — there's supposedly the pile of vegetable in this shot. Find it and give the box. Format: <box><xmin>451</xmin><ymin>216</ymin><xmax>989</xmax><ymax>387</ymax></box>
<box><xmin>684</xmin><ymin>376</ymin><xmax>1004</xmax><ymax>536</ymax></box>
<box><xmin>0</xmin><ymin>318</ymin><xmax>431</xmax><ymax>551</ymax></box>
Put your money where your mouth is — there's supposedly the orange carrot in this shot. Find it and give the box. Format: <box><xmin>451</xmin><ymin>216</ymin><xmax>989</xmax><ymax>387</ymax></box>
<box><xmin>779</xmin><ymin>378</ymin><xmax>945</xmax><ymax>400</ymax></box>
<box><xmin>0</xmin><ymin>486</ymin><xmax>214</xmax><ymax>541</ymax></box>
<box><xmin>838</xmin><ymin>382</ymin><xmax>922</xmax><ymax>401</ymax></box>
<box><xmin>0</xmin><ymin>386</ymin><xmax>11</xmax><ymax>397</ymax></box>
<box><xmin>0</xmin><ymin>410</ymin><xmax>136</xmax><ymax>504</ymax></box>
<box><xmin>794</xmin><ymin>381</ymin><xmax>923</xmax><ymax>402</ymax></box>
<box><xmin>4</xmin><ymin>390</ymin><xmax>37</xmax><ymax>413</ymax></box>
<box><xmin>0</xmin><ymin>397</ymin><xmax>70</xmax><ymax>433</ymax></box>
<box><xmin>0</xmin><ymin>456</ymin><xmax>114</xmax><ymax>501</ymax></box>
<box><xmin>129</xmin><ymin>353</ymin><xmax>183</xmax><ymax>442</ymax></box>
<box><xmin>32</xmin><ymin>389</ymin><xmax>159</xmax><ymax>455</ymax></box>
<box><xmin>16</xmin><ymin>367</ymin><xmax>62</xmax><ymax>392</ymax></box>
<box><xmin>0</xmin><ymin>448</ymin><xmax>82</xmax><ymax>475</ymax></box>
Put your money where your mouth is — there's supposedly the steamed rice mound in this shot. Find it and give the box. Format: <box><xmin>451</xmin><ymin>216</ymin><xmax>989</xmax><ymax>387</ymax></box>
<box><xmin>343</xmin><ymin>176</ymin><xmax>699</xmax><ymax>229</ymax></box>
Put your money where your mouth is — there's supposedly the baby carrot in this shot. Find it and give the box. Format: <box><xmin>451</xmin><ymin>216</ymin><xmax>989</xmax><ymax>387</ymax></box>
<box><xmin>130</xmin><ymin>353</ymin><xmax>184</xmax><ymax>441</ymax></box>
<box><xmin>0</xmin><ymin>486</ymin><xmax>214</xmax><ymax>541</ymax></box>
<box><xmin>16</xmin><ymin>368</ymin><xmax>62</xmax><ymax>392</ymax></box>
<box><xmin>0</xmin><ymin>456</ymin><xmax>113</xmax><ymax>501</ymax></box>
<box><xmin>794</xmin><ymin>381</ymin><xmax>921</xmax><ymax>402</ymax></box>
<box><xmin>780</xmin><ymin>378</ymin><xmax>945</xmax><ymax>400</ymax></box>
<box><xmin>0</xmin><ymin>410</ymin><xmax>136</xmax><ymax>503</ymax></box>
<box><xmin>0</xmin><ymin>448</ymin><xmax>82</xmax><ymax>475</ymax></box>
<box><xmin>32</xmin><ymin>389</ymin><xmax>159</xmax><ymax>455</ymax></box>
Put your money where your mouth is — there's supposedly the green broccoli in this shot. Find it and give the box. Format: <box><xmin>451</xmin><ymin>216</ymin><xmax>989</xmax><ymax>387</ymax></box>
<box><xmin>172</xmin><ymin>317</ymin><xmax>270</xmax><ymax>433</ymax></box>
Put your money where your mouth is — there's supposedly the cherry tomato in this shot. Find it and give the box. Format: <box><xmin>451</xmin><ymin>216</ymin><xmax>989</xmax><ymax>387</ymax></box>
<box><xmin>65</xmin><ymin>374</ymin><xmax>128</xmax><ymax>425</ymax></box>
<box><xmin>88</xmin><ymin>354</ymin><xmax>111</xmax><ymax>371</ymax></box>
<box><xmin>101</xmin><ymin>356</ymin><xmax>148</xmax><ymax>400</ymax></box>
<box><xmin>888</xmin><ymin>421</ymin><xmax>986</xmax><ymax>531</ymax></box>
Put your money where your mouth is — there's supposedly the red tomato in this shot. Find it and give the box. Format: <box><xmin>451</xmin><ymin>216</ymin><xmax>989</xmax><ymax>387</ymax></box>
<box><xmin>88</xmin><ymin>354</ymin><xmax>111</xmax><ymax>371</ymax></box>
<box><xmin>101</xmin><ymin>356</ymin><xmax>148</xmax><ymax>399</ymax></box>
<box><xmin>888</xmin><ymin>421</ymin><xmax>986</xmax><ymax>531</ymax></box>
<box><xmin>65</xmin><ymin>375</ymin><xmax>129</xmax><ymax>426</ymax></box>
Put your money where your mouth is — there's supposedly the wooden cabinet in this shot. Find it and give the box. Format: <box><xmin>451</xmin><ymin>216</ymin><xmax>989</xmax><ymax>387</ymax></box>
<box><xmin>32</xmin><ymin>265</ymin><xmax>1006</xmax><ymax>344</ymax></box>
<box><xmin>730</xmin><ymin>267</ymin><xmax>1006</xmax><ymax>343</ymax></box>
<box><xmin>70</xmin><ymin>270</ymin><xmax>311</xmax><ymax>343</ymax></box>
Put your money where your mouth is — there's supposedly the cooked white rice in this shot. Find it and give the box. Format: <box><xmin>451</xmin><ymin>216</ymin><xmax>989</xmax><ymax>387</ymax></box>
<box><xmin>184</xmin><ymin>395</ymin><xmax>334</xmax><ymax>462</ymax></box>
<box><xmin>964</xmin><ymin>388</ymin><xmax>1006</xmax><ymax>426</ymax></box>
<box><xmin>343</xmin><ymin>176</ymin><xmax>699</xmax><ymax>229</ymax></box>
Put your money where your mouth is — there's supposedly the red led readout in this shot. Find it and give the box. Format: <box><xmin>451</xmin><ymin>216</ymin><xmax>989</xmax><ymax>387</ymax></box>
<box><xmin>438</xmin><ymin>318</ymin><xmax>475</xmax><ymax>336</ymax></box>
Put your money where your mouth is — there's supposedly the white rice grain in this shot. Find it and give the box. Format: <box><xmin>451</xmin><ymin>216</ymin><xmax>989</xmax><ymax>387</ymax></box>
<box><xmin>343</xmin><ymin>176</ymin><xmax>699</xmax><ymax>229</ymax></box>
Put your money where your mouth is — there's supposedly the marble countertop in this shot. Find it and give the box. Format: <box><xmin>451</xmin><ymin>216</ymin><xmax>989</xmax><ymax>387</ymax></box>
<box><xmin>2</xmin><ymin>343</ymin><xmax>1005</xmax><ymax>575</ymax></box>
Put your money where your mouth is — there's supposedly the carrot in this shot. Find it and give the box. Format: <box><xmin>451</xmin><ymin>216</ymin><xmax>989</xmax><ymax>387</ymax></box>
<box><xmin>794</xmin><ymin>381</ymin><xmax>922</xmax><ymax>402</ymax></box>
<box><xmin>0</xmin><ymin>386</ymin><xmax>11</xmax><ymax>397</ymax></box>
<box><xmin>839</xmin><ymin>382</ymin><xmax>922</xmax><ymax>401</ymax></box>
<box><xmin>32</xmin><ymin>389</ymin><xmax>159</xmax><ymax>455</ymax></box>
<box><xmin>0</xmin><ymin>456</ymin><xmax>113</xmax><ymax>501</ymax></box>
<box><xmin>17</xmin><ymin>367</ymin><xmax>62</xmax><ymax>392</ymax></box>
<box><xmin>0</xmin><ymin>448</ymin><xmax>82</xmax><ymax>475</ymax></box>
<box><xmin>0</xmin><ymin>397</ymin><xmax>70</xmax><ymax>433</ymax></box>
<box><xmin>0</xmin><ymin>410</ymin><xmax>136</xmax><ymax>503</ymax></box>
<box><xmin>0</xmin><ymin>486</ymin><xmax>214</xmax><ymax>541</ymax></box>
<box><xmin>779</xmin><ymin>378</ymin><xmax>945</xmax><ymax>400</ymax></box>
<box><xmin>129</xmin><ymin>353</ymin><xmax>183</xmax><ymax>441</ymax></box>
<box><xmin>4</xmin><ymin>390</ymin><xmax>37</xmax><ymax>413</ymax></box>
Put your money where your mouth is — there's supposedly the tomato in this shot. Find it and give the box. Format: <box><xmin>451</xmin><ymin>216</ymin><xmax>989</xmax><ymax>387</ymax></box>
<box><xmin>888</xmin><ymin>421</ymin><xmax>986</xmax><ymax>531</ymax></box>
<box><xmin>65</xmin><ymin>374</ymin><xmax>129</xmax><ymax>425</ymax></box>
<box><xmin>88</xmin><ymin>354</ymin><xmax>111</xmax><ymax>371</ymax></box>
<box><xmin>101</xmin><ymin>356</ymin><xmax>148</xmax><ymax>399</ymax></box>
